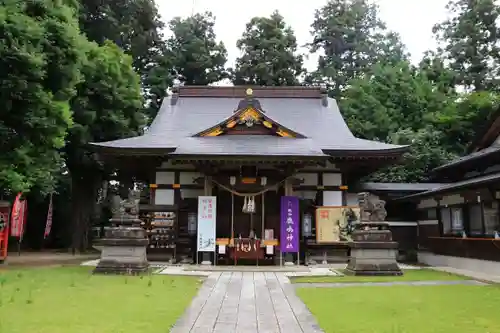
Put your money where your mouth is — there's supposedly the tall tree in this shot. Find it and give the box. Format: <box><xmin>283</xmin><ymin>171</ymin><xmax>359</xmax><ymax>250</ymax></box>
<box><xmin>0</xmin><ymin>0</ymin><xmax>85</xmax><ymax>196</ymax></box>
<box><xmin>78</xmin><ymin>0</ymin><xmax>165</xmax><ymax>75</ymax></box>
<box><xmin>78</xmin><ymin>0</ymin><xmax>170</xmax><ymax>117</ymax></box>
<box><xmin>308</xmin><ymin>0</ymin><xmax>407</xmax><ymax>97</ymax></box>
<box><xmin>66</xmin><ymin>41</ymin><xmax>145</xmax><ymax>251</ymax></box>
<box><xmin>340</xmin><ymin>61</ymin><xmax>458</xmax><ymax>181</ymax></box>
<box><xmin>430</xmin><ymin>91</ymin><xmax>500</xmax><ymax>155</ymax></box>
<box><xmin>419</xmin><ymin>51</ymin><xmax>457</xmax><ymax>95</ymax></box>
<box><xmin>231</xmin><ymin>11</ymin><xmax>304</xmax><ymax>86</ymax></box>
<box><xmin>167</xmin><ymin>12</ymin><xmax>228</xmax><ymax>85</ymax></box>
<box><xmin>370</xmin><ymin>127</ymin><xmax>458</xmax><ymax>182</ymax></box>
<box><xmin>340</xmin><ymin>61</ymin><xmax>449</xmax><ymax>141</ymax></box>
<box><xmin>433</xmin><ymin>0</ymin><xmax>500</xmax><ymax>91</ymax></box>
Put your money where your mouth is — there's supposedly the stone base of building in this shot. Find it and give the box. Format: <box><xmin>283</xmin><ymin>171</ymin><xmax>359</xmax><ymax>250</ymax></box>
<box><xmin>346</xmin><ymin>241</ymin><xmax>402</xmax><ymax>276</ymax></box>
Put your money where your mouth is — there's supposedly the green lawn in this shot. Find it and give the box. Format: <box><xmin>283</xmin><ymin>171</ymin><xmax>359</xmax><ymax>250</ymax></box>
<box><xmin>297</xmin><ymin>284</ymin><xmax>500</xmax><ymax>333</ymax></box>
<box><xmin>0</xmin><ymin>266</ymin><xmax>202</xmax><ymax>333</ymax></box>
<box><xmin>291</xmin><ymin>269</ymin><xmax>471</xmax><ymax>283</ymax></box>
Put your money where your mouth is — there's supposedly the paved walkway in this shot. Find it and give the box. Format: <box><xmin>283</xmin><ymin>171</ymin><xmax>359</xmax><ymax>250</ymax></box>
<box><xmin>170</xmin><ymin>272</ymin><xmax>324</xmax><ymax>333</ymax></box>
<box><xmin>293</xmin><ymin>280</ymin><xmax>486</xmax><ymax>288</ymax></box>
<box><xmin>3</xmin><ymin>251</ymin><xmax>98</xmax><ymax>267</ymax></box>
<box><xmin>429</xmin><ymin>266</ymin><xmax>500</xmax><ymax>283</ymax></box>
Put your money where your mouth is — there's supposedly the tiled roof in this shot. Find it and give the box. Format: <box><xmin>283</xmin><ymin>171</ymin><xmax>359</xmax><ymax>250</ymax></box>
<box><xmin>433</xmin><ymin>146</ymin><xmax>500</xmax><ymax>172</ymax></box>
<box><xmin>397</xmin><ymin>172</ymin><xmax>500</xmax><ymax>201</ymax></box>
<box><xmin>171</xmin><ymin>136</ymin><xmax>327</xmax><ymax>157</ymax></box>
<box><xmin>359</xmin><ymin>182</ymin><xmax>444</xmax><ymax>192</ymax></box>
<box><xmin>90</xmin><ymin>87</ymin><xmax>408</xmax><ymax>157</ymax></box>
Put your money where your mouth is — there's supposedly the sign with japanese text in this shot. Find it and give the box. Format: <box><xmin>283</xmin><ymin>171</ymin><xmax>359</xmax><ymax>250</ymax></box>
<box><xmin>316</xmin><ymin>207</ymin><xmax>341</xmax><ymax>243</ymax></box>
<box><xmin>280</xmin><ymin>196</ymin><xmax>299</xmax><ymax>253</ymax></box>
<box><xmin>197</xmin><ymin>196</ymin><xmax>216</xmax><ymax>252</ymax></box>
<box><xmin>316</xmin><ymin>206</ymin><xmax>360</xmax><ymax>243</ymax></box>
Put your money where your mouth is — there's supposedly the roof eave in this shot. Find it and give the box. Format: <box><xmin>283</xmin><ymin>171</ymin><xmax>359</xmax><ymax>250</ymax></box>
<box><xmin>88</xmin><ymin>143</ymin><xmax>176</xmax><ymax>156</ymax></box>
<box><xmin>466</xmin><ymin>105</ymin><xmax>500</xmax><ymax>153</ymax></box>
<box><xmin>169</xmin><ymin>153</ymin><xmax>329</xmax><ymax>160</ymax></box>
<box><xmin>432</xmin><ymin>148</ymin><xmax>500</xmax><ymax>173</ymax></box>
<box><xmin>323</xmin><ymin>146</ymin><xmax>409</xmax><ymax>157</ymax></box>
<box><xmin>396</xmin><ymin>175</ymin><xmax>500</xmax><ymax>202</ymax></box>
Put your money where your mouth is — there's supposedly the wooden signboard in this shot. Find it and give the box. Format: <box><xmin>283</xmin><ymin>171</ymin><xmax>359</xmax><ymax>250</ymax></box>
<box><xmin>316</xmin><ymin>206</ymin><xmax>360</xmax><ymax>243</ymax></box>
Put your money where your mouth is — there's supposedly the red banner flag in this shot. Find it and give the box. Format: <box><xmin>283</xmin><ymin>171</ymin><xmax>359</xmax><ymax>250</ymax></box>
<box><xmin>10</xmin><ymin>193</ymin><xmax>27</xmax><ymax>239</ymax></box>
<box><xmin>44</xmin><ymin>194</ymin><xmax>53</xmax><ymax>239</ymax></box>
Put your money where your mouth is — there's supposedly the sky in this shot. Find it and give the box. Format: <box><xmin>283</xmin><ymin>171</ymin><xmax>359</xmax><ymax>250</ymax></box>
<box><xmin>157</xmin><ymin>0</ymin><xmax>450</xmax><ymax>71</ymax></box>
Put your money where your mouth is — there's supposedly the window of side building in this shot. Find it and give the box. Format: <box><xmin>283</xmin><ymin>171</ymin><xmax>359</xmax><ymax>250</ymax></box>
<box><xmin>482</xmin><ymin>201</ymin><xmax>499</xmax><ymax>235</ymax></box>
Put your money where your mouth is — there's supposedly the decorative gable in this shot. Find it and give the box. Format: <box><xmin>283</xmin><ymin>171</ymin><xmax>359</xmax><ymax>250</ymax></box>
<box><xmin>194</xmin><ymin>88</ymin><xmax>306</xmax><ymax>138</ymax></box>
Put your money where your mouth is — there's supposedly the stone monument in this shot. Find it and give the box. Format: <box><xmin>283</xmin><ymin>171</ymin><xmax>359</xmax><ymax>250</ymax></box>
<box><xmin>345</xmin><ymin>192</ymin><xmax>402</xmax><ymax>276</ymax></box>
<box><xmin>93</xmin><ymin>189</ymin><xmax>149</xmax><ymax>274</ymax></box>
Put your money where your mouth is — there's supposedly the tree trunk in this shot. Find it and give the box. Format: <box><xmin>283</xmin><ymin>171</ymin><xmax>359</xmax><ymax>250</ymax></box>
<box><xmin>70</xmin><ymin>175</ymin><xmax>101</xmax><ymax>253</ymax></box>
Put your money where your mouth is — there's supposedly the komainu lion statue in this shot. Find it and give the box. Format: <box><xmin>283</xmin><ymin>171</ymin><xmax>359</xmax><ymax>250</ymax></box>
<box><xmin>110</xmin><ymin>189</ymin><xmax>141</xmax><ymax>219</ymax></box>
<box><xmin>357</xmin><ymin>192</ymin><xmax>387</xmax><ymax>222</ymax></box>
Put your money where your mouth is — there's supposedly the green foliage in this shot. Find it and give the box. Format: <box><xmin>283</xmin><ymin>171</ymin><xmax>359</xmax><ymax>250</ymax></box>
<box><xmin>0</xmin><ymin>0</ymin><xmax>85</xmax><ymax>195</ymax></box>
<box><xmin>78</xmin><ymin>0</ymin><xmax>165</xmax><ymax>75</ymax></box>
<box><xmin>232</xmin><ymin>11</ymin><xmax>304</xmax><ymax>86</ymax></box>
<box><xmin>430</xmin><ymin>91</ymin><xmax>500</xmax><ymax>154</ymax></box>
<box><xmin>340</xmin><ymin>61</ymin><xmax>449</xmax><ymax>140</ymax></box>
<box><xmin>369</xmin><ymin>127</ymin><xmax>458</xmax><ymax>182</ymax></box>
<box><xmin>167</xmin><ymin>12</ymin><xmax>228</xmax><ymax>85</ymax></box>
<box><xmin>339</xmin><ymin>60</ymin><xmax>466</xmax><ymax>182</ymax></box>
<box><xmin>65</xmin><ymin>40</ymin><xmax>145</xmax><ymax>250</ymax></box>
<box><xmin>418</xmin><ymin>51</ymin><xmax>457</xmax><ymax>95</ymax></box>
<box><xmin>78</xmin><ymin>0</ymin><xmax>169</xmax><ymax>118</ymax></box>
<box><xmin>308</xmin><ymin>0</ymin><xmax>407</xmax><ymax>97</ymax></box>
<box><xmin>433</xmin><ymin>0</ymin><xmax>500</xmax><ymax>91</ymax></box>
<box><xmin>69</xmin><ymin>41</ymin><xmax>145</xmax><ymax>154</ymax></box>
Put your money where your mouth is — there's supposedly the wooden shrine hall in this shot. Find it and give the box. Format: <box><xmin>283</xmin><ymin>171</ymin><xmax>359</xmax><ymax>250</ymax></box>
<box><xmin>90</xmin><ymin>85</ymin><xmax>408</xmax><ymax>265</ymax></box>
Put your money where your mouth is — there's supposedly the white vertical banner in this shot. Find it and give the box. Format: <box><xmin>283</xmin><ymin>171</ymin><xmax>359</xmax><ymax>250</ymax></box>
<box><xmin>197</xmin><ymin>196</ymin><xmax>216</xmax><ymax>252</ymax></box>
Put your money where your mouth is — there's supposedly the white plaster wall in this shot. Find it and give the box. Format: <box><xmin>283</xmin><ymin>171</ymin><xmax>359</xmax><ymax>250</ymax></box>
<box><xmin>158</xmin><ymin>161</ymin><xmax>195</xmax><ymax>170</ymax></box>
<box><xmin>154</xmin><ymin>189</ymin><xmax>174</xmax><ymax>205</ymax></box>
<box><xmin>417</xmin><ymin>198</ymin><xmax>438</xmax><ymax>209</ymax></box>
<box><xmin>296</xmin><ymin>173</ymin><xmax>318</xmax><ymax>186</ymax></box>
<box><xmin>181</xmin><ymin>189</ymin><xmax>204</xmax><ymax>199</ymax></box>
<box><xmin>159</xmin><ymin>161</ymin><xmax>172</xmax><ymax>168</ymax></box>
<box><xmin>302</xmin><ymin>161</ymin><xmax>338</xmax><ymax>171</ymax></box>
<box><xmin>179</xmin><ymin>172</ymin><xmax>202</xmax><ymax>185</ymax></box>
<box><xmin>156</xmin><ymin>172</ymin><xmax>175</xmax><ymax>184</ymax></box>
<box><xmin>418</xmin><ymin>252</ymin><xmax>500</xmax><ymax>277</ymax></box>
<box><xmin>441</xmin><ymin>194</ymin><xmax>464</xmax><ymax>206</ymax></box>
<box><xmin>295</xmin><ymin>191</ymin><xmax>317</xmax><ymax>200</ymax></box>
<box><xmin>418</xmin><ymin>220</ymin><xmax>439</xmax><ymax>225</ymax></box>
<box><xmin>346</xmin><ymin>193</ymin><xmax>358</xmax><ymax>206</ymax></box>
<box><xmin>323</xmin><ymin>191</ymin><xmax>342</xmax><ymax>206</ymax></box>
<box><xmin>322</xmin><ymin>173</ymin><xmax>342</xmax><ymax>186</ymax></box>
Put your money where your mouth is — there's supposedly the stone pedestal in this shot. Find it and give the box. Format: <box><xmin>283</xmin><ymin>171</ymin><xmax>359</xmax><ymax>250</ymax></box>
<box><xmin>93</xmin><ymin>218</ymin><xmax>149</xmax><ymax>275</ymax></box>
<box><xmin>284</xmin><ymin>253</ymin><xmax>295</xmax><ymax>266</ymax></box>
<box><xmin>346</xmin><ymin>227</ymin><xmax>402</xmax><ymax>276</ymax></box>
<box><xmin>201</xmin><ymin>252</ymin><xmax>212</xmax><ymax>265</ymax></box>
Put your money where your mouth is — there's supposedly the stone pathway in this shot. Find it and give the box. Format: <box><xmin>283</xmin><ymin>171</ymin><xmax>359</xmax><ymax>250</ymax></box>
<box><xmin>170</xmin><ymin>272</ymin><xmax>324</xmax><ymax>333</ymax></box>
<box><xmin>429</xmin><ymin>266</ymin><xmax>500</xmax><ymax>284</ymax></box>
<box><xmin>3</xmin><ymin>252</ymin><xmax>98</xmax><ymax>267</ymax></box>
<box><xmin>293</xmin><ymin>280</ymin><xmax>486</xmax><ymax>288</ymax></box>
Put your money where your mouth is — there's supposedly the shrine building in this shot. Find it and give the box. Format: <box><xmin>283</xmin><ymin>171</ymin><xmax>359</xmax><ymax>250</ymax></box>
<box><xmin>90</xmin><ymin>86</ymin><xmax>409</xmax><ymax>265</ymax></box>
<box><xmin>399</xmin><ymin>107</ymin><xmax>500</xmax><ymax>271</ymax></box>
